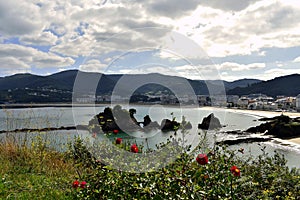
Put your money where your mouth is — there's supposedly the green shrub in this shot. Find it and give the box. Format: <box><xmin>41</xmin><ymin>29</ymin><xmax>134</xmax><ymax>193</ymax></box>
<box><xmin>68</xmin><ymin>136</ymin><xmax>300</xmax><ymax>199</ymax></box>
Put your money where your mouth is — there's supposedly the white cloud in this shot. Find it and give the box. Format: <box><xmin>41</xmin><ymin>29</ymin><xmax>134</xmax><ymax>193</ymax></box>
<box><xmin>262</xmin><ymin>68</ymin><xmax>300</xmax><ymax>79</ymax></box>
<box><xmin>176</xmin><ymin>0</ymin><xmax>300</xmax><ymax>57</ymax></box>
<box><xmin>79</xmin><ymin>59</ymin><xmax>108</xmax><ymax>73</ymax></box>
<box><xmin>0</xmin><ymin>57</ymin><xmax>31</xmax><ymax>70</ymax></box>
<box><xmin>217</xmin><ymin>62</ymin><xmax>266</xmax><ymax>71</ymax></box>
<box><xmin>293</xmin><ymin>56</ymin><xmax>300</xmax><ymax>63</ymax></box>
<box><xmin>0</xmin><ymin>57</ymin><xmax>31</xmax><ymax>76</ymax></box>
<box><xmin>20</xmin><ymin>31</ymin><xmax>58</xmax><ymax>46</ymax></box>
<box><xmin>0</xmin><ymin>0</ymin><xmax>300</xmax><ymax>81</ymax></box>
<box><xmin>0</xmin><ymin>44</ymin><xmax>75</xmax><ymax>69</ymax></box>
<box><xmin>0</xmin><ymin>0</ymin><xmax>43</xmax><ymax>36</ymax></box>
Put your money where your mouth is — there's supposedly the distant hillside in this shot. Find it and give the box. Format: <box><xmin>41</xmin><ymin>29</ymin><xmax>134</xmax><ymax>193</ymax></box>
<box><xmin>227</xmin><ymin>74</ymin><xmax>300</xmax><ymax>97</ymax></box>
<box><xmin>224</xmin><ymin>79</ymin><xmax>262</xmax><ymax>90</ymax></box>
<box><xmin>0</xmin><ymin>70</ymin><xmax>262</xmax><ymax>103</ymax></box>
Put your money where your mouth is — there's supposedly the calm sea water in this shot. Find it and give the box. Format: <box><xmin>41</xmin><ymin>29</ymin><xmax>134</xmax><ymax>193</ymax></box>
<box><xmin>0</xmin><ymin>105</ymin><xmax>299</xmax><ymax>168</ymax></box>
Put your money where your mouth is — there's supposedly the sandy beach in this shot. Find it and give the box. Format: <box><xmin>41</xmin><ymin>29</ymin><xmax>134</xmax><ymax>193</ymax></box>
<box><xmin>288</xmin><ymin>138</ymin><xmax>300</xmax><ymax>145</ymax></box>
<box><xmin>224</xmin><ymin>108</ymin><xmax>300</xmax><ymax>145</ymax></box>
<box><xmin>199</xmin><ymin>107</ymin><xmax>300</xmax><ymax>145</ymax></box>
<box><xmin>224</xmin><ymin>108</ymin><xmax>300</xmax><ymax>118</ymax></box>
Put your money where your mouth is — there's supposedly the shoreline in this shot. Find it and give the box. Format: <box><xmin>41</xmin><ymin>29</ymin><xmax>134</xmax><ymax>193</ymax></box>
<box><xmin>1</xmin><ymin>104</ymin><xmax>300</xmax><ymax>147</ymax></box>
<box><xmin>288</xmin><ymin>138</ymin><xmax>300</xmax><ymax>145</ymax></box>
<box><xmin>2</xmin><ymin>103</ymin><xmax>300</xmax><ymax>117</ymax></box>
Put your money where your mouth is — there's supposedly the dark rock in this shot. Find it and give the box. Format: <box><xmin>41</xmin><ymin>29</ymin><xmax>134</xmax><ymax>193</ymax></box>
<box><xmin>198</xmin><ymin>113</ymin><xmax>222</xmax><ymax>130</ymax></box>
<box><xmin>161</xmin><ymin>119</ymin><xmax>180</xmax><ymax>132</ymax></box>
<box><xmin>0</xmin><ymin>125</ymin><xmax>83</xmax><ymax>134</ymax></box>
<box><xmin>143</xmin><ymin>115</ymin><xmax>152</xmax><ymax>127</ymax></box>
<box><xmin>246</xmin><ymin>114</ymin><xmax>300</xmax><ymax>139</ymax></box>
<box><xmin>216</xmin><ymin>137</ymin><xmax>272</xmax><ymax>145</ymax></box>
<box><xmin>224</xmin><ymin>130</ymin><xmax>246</xmax><ymax>135</ymax></box>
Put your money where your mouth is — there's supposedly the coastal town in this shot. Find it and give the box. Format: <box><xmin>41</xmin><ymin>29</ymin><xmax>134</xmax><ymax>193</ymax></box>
<box><xmin>76</xmin><ymin>93</ymin><xmax>300</xmax><ymax>112</ymax></box>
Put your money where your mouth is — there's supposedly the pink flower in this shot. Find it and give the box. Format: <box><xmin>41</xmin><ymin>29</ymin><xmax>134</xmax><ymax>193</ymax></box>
<box><xmin>80</xmin><ymin>181</ymin><xmax>87</xmax><ymax>188</ymax></box>
<box><xmin>196</xmin><ymin>154</ymin><xmax>208</xmax><ymax>165</ymax></box>
<box><xmin>113</xmin><ymin>129</ymin><xmax>119</xmax><ymax>134</ymax></box>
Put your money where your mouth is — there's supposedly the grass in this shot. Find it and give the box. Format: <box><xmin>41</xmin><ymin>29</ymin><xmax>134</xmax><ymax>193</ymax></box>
<box><xmin>0</xmin><ymin>139</ymin><xmax>75</xmax><ymax>199</ymax></box>
<box><xmin>0</xmin><ymin>132</ymin><xmax>299</xmax><ymax>199</ymax></box>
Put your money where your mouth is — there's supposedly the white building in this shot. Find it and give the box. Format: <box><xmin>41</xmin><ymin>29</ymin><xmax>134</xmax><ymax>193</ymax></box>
<box><xmin>237</xmin><ymin>97</ymin><xmax>249</xmax><ymax>108</ymax></box>
<box><xmin>296</xmin><ymin>94</ymin><xmax>300</xmax><ymax>111</ymax></box>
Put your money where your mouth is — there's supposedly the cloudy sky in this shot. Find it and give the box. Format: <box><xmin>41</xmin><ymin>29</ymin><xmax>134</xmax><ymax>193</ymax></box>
<box><xmin>1</xmin><ymin>0</ymin><xmax>300</xmax><ymax>81</ymax></box>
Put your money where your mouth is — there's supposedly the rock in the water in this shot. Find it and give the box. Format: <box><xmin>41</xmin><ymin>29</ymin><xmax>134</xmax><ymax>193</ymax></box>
<box><xmin>246</xmin><ymin>114</ymin><xmax>300</xmax><ymax>139</ymax></box>
<box><xmin>161</xmin><ymin>119</ymin><xmax>180</xmax><ymax>132</ymax></box>
<box><xmin>143</xmin><ymin>115</ymin><xmax>152</xmax><ymax>127</ymax></box>
<box><xmin>216</xmin><ymin>137</ymin><xmax>272</xmax><ymax>145</ymax></box>
<box><xmin>198</xmin><ymin>113</ymin><xmax>222</xmax><ymax>130</ymax></box>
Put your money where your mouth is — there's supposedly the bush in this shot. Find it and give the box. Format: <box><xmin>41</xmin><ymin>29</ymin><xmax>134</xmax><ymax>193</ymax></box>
<box><xmin>68</xmin><ymin>137</ymin><xmax>300</xmax><ymax>199</ymax></box>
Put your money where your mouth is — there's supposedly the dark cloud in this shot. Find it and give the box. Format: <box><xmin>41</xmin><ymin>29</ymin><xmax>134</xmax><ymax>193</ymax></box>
<box><xmin>146</xmin><ymin>0</ymin><xmax>199</xmax><ymax>18</ymax></box>
<box><xmin>200</xmin><ymin>0</ymin><xmax>260</xmax><ymax>11</ymax></box>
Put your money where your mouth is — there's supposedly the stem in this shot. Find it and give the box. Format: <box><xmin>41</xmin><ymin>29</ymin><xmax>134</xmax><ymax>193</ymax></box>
<box><xmin>230</xmin><ymin>176</ymin><xmax>234</xmax><ymax>199</ymax></box>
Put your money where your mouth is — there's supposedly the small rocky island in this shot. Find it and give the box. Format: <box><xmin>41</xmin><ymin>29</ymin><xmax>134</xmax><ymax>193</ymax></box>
<box><xmin>246</xmin><ymin>114</ymin><xmax>300</xmax><ymax>139</ymax></box>
<box><xmin>198</xmin><ymin>113</ymin><xmax>222</xmax><ymax>130</ymax></box>
<box><xmin>216</xmin><ymin>114</ymin><xmax>300</xmax><ymax>145</ymax></box>
<box><xmin>88</xmin><ymin>105</ymin><xmax>192</xmax><ymax>134</ymax></box>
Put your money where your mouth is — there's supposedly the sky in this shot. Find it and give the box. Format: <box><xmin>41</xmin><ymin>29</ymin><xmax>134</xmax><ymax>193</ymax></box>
<box><xmin>1</xmin><ymin>0</ymin><xmax>300</xmax><ymax>81</ymax></box>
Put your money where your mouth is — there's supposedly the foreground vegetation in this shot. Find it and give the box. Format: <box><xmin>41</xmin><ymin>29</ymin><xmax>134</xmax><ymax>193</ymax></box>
<box><xmin>0</xmin><ymin>132</ymin><xmax>300</xmax><ymax>199</ymax></box>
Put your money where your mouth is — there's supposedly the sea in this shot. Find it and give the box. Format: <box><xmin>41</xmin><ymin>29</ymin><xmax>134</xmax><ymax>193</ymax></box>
<box><xmin>0</xmin><ymin>105</ymin><xmax>299</xmax><ymax>168</ymax></box>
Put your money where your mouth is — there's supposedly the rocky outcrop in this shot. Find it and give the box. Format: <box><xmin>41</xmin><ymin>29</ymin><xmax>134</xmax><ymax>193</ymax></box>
<box><xmin>88</xmin><ymin>106</ymin><xmax>162</xmax><ymax>133</ymax></box>
<box><xmin>198</xmin><ymin>113</ymin><xmax>222</xmax><ymax>130</ymax></box>
<box><xmin>160</xmin><ymin>119</ymin><xmax>180</xmax><ymax>132</ymax></box>
<box><xmin>216</xmin><ymin>137</ymin><xmax>272</xmax><ymax>145</ymax></box>
<box><xmin>0</xmin><ymin>125</ymin><xmax>89</xmax><ymax>134</ymax></box>
<box><xmin>142</xmin><ymin>115</ymin><xmax>160</xmax><ymax>131</ymax></box>
<box><xmin>246</xmin><ymin>115</ymin><xmax>300</xmax><ymax>139</ymax></box>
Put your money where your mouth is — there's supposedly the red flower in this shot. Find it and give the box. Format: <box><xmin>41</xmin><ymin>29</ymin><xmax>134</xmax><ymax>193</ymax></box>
<box><xmin>196</xmin><ymin>154</ymin><xmax>208</xmax><ymax>165</ymax></box>
<box><xmin>116</xmin><ymin>138</ymin><xmax>122</xmax><ymax>144</ymax></box>
<box><xmin>203</xmin><ymin>174</ymin><xmax>209</xmax><ymax>179</ymax></box>
<box><xmin>80</xmin><ymin>181</ymin><xmax>87</xmax><ymax>188</ymax></box>
<box><xmin>72</xmin><ymin>180</ymin><xmax>80</xmax><ymax>188</ymax></box>
<box><xmin>230</xmin><ymin>166</ymin><xmax>241</xmax><ymax>177</ymax></box>
<box><xmin>113</xmin><ymin>129</ymin><xmax>119</xmax><ymax>134</ymax></box>
<box><xmin>131</xmin><ymin>144</ymin><xmax>139</xmax><ymax>153</ymax></box>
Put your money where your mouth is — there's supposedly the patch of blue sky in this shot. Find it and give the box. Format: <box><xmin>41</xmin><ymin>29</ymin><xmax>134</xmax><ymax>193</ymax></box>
<box><xmin>27</xmin><ymin>44</ymin><xmax>52</xmax><ymax>53</ymax></box>
<box><xmin>75</xmin><ymin>22</ymin><xmax>89</xmax><ymax>36</ymax></box>
<box><xmin>2</xmin><ymin>37</ymin><xmax>20</xmax><ymax>44</ymax></box>
<box><xmin>35</xmin><ymin>2</ymin><xmax>42</xmax><ymax>7</ymax></box>
<box><xmin>72</xmin><ymin>56</ymin><xmax>85</xmax><ymax>68</ymax></box>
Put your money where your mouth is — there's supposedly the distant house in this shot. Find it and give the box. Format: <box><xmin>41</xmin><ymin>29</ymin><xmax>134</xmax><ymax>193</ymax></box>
<box><xmin>161</xmin><ymin>94</ymin><xmax>178</xmax><ymax>104</ymax></box>
<box><xmin>276</xmin><ymin>97</ymin><xmax>296</xmax><ymax>110</ymax></box>
<box><xmin>197</xmin><ymin>95</ymin><xmax>210</xmax><ymax>106</ymax></box>
<box><xmin>237</xmin><ymin>97</ymin><xmax>249</xmax><ymax>108</ymax></box>
<box><xmin>296</xmin><ymin>94</ymin><xmax>300</xmax><ymax>111</ymax></box>
<box><xmin>227</xmin><ymin>95</ymin><xmax>239</xmax><ymax>106</ymax></box>
<box><xmin>247</xmin><ymin>100</ymin><xmax>257</xmax><ymax>110</ymax></box>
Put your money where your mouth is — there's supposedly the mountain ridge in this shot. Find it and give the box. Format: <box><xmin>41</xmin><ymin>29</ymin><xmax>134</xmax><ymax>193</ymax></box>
<box><xmin>2</xmin><ymin>69</ymin><xmax>299</xmax><ymax>103</ymax></box>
